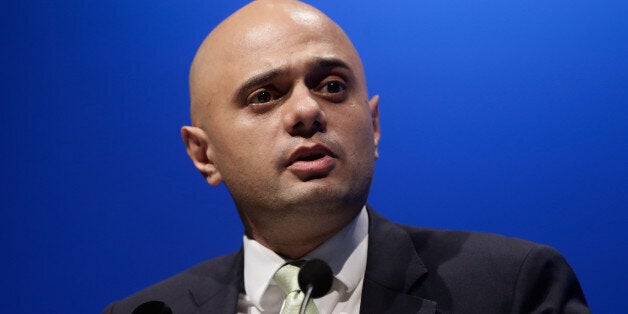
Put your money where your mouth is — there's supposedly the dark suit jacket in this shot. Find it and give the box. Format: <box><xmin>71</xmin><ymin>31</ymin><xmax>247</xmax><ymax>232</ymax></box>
<box><xmin>103</xmin><ymin>208</ymin><xmax>589</xmax><ymax>313</ymax></box>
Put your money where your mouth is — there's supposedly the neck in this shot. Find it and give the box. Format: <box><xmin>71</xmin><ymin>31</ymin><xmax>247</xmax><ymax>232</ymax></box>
<box><xmin>241</xmin><ymin>205</ymin><xmax>362</xmax><ymax>259</ymax></box>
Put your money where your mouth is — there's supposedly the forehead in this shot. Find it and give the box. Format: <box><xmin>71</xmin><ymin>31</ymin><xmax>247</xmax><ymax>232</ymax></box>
<box><xmin>189</xmin><ymin>1</ymin><xmax>366</xmax><ymax>121</ymax></box>
<box><xmin>215</xmin><ymin>15</ymin><xmax>358</xmax><ymax>76</ymax></box>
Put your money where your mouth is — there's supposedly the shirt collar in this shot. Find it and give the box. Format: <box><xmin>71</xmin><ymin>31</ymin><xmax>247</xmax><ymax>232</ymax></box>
<box><xmin>304</xmin><ymin>206</ymin><xmax>368</xmax><ymax>294</ymax></box>
<box><xmin>242</xmin><ymin>206</ymin><xmax>369</xmax><ymax>309</ymax></box>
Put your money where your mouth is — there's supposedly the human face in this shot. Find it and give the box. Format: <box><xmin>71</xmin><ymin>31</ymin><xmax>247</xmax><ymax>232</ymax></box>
<box><xmin>190</xmin><ymin>9</ymin><xmax>380</xmax><ymax>215</ymax></box>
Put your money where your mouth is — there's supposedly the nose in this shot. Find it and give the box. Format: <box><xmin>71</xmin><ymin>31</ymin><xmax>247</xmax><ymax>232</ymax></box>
<box><xmin>282</xmin><ymin>84</ymin><xmax>327</xmax><ymax>137</ymax></box>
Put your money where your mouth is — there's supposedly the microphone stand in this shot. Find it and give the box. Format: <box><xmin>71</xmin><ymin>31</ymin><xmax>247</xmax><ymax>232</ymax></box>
<box><xmin>297</xmin><ymin>259</ymin><xmax>333</xmax><ymax>314</ymax></box>
<box><xmin>299</xmin><ymin>284</ymin><xmax>314</xmax><ymax>314</ymax></box>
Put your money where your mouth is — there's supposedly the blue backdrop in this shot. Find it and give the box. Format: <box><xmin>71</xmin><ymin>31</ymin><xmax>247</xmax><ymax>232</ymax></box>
<box><xmin>2</xmin><ymin>0</ymin><xmax>626</xmax><ymax>312</ymax></box>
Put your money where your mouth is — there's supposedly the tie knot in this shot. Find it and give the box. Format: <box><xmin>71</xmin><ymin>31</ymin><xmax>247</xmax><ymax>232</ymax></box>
<box><xmin>273</xmin><ymin>262</ymin><xmax>303</xmax><ymax>294</ymax></box>
<box><xmin>273</xmin><ymin>261</ymin><xmax>319</xmax><ymax>314</ymax></box>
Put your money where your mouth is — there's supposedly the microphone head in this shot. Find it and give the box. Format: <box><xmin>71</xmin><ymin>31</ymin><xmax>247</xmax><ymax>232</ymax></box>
<box><xmin>132</xmin><ymin>300</ymin><xmax>173</xmax><ymax>314</ymax></box>
<box><xmin>298</xmin><ymin>259</ymin><xmax>333</xmax><ymax>298</ymax></box>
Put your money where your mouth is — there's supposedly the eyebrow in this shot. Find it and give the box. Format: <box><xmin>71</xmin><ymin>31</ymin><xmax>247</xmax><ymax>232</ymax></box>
<box><xmin>233</xmin><ymin>57</ymin><xmax>352</xmax><ymax>102</ymax></box>
<box><xmin>234</xmin><ymin>69</ymin><xmax>285</xmax><ymax>103</ymax></box>
<box><xmin>316</xmin><ymin>57</ymin><xmax>351</xmax><ymax>71</ymax></box>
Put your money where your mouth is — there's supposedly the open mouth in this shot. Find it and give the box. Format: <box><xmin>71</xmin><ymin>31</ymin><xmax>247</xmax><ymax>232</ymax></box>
<box><xmin>287</xmin><ymin>144</ymin><xmax>336</xmax><ymax>166</ymax></box>
<box><xmin>286</xmin><ymin>144</ymin><xmax>337</xmax><ymax>179</ymax></box>
<box><xmin>297</xmin><ymin>153</ymin><xmax>326</xmax><ymax>162</ymax></box>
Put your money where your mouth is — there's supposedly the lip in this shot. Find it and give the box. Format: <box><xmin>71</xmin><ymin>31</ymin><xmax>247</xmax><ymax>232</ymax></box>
<box><xmin>286</xmin><ymin>144</ymin><xmax>337</xmax><ymax>179</ymax></box>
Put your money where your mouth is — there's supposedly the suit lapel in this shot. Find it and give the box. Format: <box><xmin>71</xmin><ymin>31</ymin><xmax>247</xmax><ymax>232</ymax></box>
<box><xmin>187</xmin><ymin>250</ymin><xmax>244</xmax><ymax>313</ymax></box>
<box><xmin>181</xmin><ymin>209</ymin><xmax>436</xmax><ymax>313</ymax></box>
<box><xmin>361</xmin><ymin>207</ymin><xmax>437</xmax><ymax>313</ymax></box>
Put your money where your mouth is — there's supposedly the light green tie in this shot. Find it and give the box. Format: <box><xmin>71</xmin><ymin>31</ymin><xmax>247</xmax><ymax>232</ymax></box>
<box><xmin>273</xmin><ymin>262</ymin><xmax>318</xmax><ymax>314</ymax></box>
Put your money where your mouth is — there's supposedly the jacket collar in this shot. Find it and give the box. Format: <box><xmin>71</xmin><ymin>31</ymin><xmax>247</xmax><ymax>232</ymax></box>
<box><xmin>361</xmin><ymin>206</ymin><xmax>437</xmax><ymax>313</ymax></box>
<box><xmin>184</xmin><ymin>207</ymin><xmax>437</xmax><ymax>313</ymax></box>
<box><xmin>187</xmin><ymin>249</ymin><xmax>244</xmax><ymax>313</ymax></box>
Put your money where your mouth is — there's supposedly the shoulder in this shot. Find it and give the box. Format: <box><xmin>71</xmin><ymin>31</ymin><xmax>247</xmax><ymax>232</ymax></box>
<box><xmin>393</xmin><ymin>223</ymin><xmax>589</xmax><ymax>312</ymax></box>
<box><xmin>102</xmin><ymin>251</ymin><xmax>243</xmax><ymax>314</ymax></box>
<box><xmin>399</xmin><ymin>224</ymin><xmax>541</xmax><ymax>265</ymax></box>
<box><xmin>368</xmin><ymin>208</ymin><xmax>542</xmax><ymax>270</ymax></box>
<box><xmin>397</xmin><ymin>223</ymin><xmax>571</xmax><ymax>285</ymax></box>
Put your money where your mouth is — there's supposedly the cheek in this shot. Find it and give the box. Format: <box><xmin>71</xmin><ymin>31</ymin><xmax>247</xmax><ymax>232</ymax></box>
<box><xmin>212</xmin><ymin>125</ymin><xmax>277</xmax><ymax>171</ymax></box>
<box><xmin>337</xmin><ymin>111</ymin><xmax>375</xmax><ymax>145</ymax></box>
<box><xmin>211</xmin><ymin>108</ymin><xmax>285</xmax><ymax>157</ymax></box>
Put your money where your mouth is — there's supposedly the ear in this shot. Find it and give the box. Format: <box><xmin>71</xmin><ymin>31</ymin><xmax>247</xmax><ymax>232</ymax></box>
<box><xmin>181</xmin><ymin>126</ymin><xmax>222</xmax><ymax>186</ymax></box>
<box><xmin>368</xmin><ymin>95</ymin><xmax>381</xmax><ymax>159</ymax></box>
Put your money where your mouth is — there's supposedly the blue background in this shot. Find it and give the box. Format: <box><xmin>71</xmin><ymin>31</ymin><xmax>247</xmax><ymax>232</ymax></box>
<box><xmin>2</xmin><ymin>0</ymin><xmax>626</xmax><ymax>312</ymax></box>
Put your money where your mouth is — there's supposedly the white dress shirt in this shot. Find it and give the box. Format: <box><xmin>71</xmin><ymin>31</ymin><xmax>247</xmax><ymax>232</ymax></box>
<box><xmin>237</xmin><ymin>206</ymin><xmax>369</xmax><ymax>314</ymax></box>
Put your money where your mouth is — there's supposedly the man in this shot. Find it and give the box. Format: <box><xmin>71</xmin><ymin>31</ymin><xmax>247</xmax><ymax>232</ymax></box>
<box><xmin>104</xmin><ymin>0</ymin><xmax>589</xmax><ymax>313</ymax></box>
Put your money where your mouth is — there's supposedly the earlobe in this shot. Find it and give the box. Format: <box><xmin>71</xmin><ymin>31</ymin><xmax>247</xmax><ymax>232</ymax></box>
<box><xmin>204</xmin><ymin>164</ymin><xmax>223</xmax><ymax>186</ymax></box>
<box><xmin>181</xmin><ymin>126</ymin><xmax>223</xmax><ymax>186</ymax></box>
<box><xmin>368</xmin><ymin>95</ymin><xmax>381</xmax><ymax>159</ymax></box>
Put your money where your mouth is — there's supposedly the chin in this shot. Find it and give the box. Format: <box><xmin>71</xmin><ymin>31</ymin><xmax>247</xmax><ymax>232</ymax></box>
<box><xmin>280</xmin><ymin>181</ymin><xmax>363</xmax><ymax>212</ymax></box>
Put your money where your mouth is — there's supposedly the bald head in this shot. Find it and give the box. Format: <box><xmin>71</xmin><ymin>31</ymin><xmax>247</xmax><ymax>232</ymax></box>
<box><xmin>181</xmin><ymin>0</ymin><xmax>380</xmax><ymax>257</ymax></box>
<box><xmin>189</xmin><ymin>0</ymin><xmax>366</xmax><ymax>127</ymax></box>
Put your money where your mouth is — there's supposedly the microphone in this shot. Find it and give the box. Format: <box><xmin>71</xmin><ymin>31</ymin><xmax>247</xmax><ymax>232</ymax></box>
<box><xmin>132</xmin><ymin>300</ymin><xmax>173</xmax><ymax>314</ymax></box>
<box><xmin>297</xmin><ymin>259</ymin><xmax>333</xmax><ymax>314</ymax></box>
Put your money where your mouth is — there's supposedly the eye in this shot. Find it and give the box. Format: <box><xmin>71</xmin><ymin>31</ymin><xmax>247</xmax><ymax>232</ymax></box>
<box><xmin>245</xmin><ymin>88</ymin><xmax>283</xmax><ymax>113</ymax></box>
<box><xmin>250</xmin><ymin>90</ymin><xmax>274</xmax><ymax>104</ymax></box>
<box><xmin>315</xmin><ymin>78</ymin><xmax>348</xmax><ymax>103</ymax></box>
<box><xmin>321</xmin><ymin>80</ymin><xmax>346</xmax><ymax>94</ymax></box>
